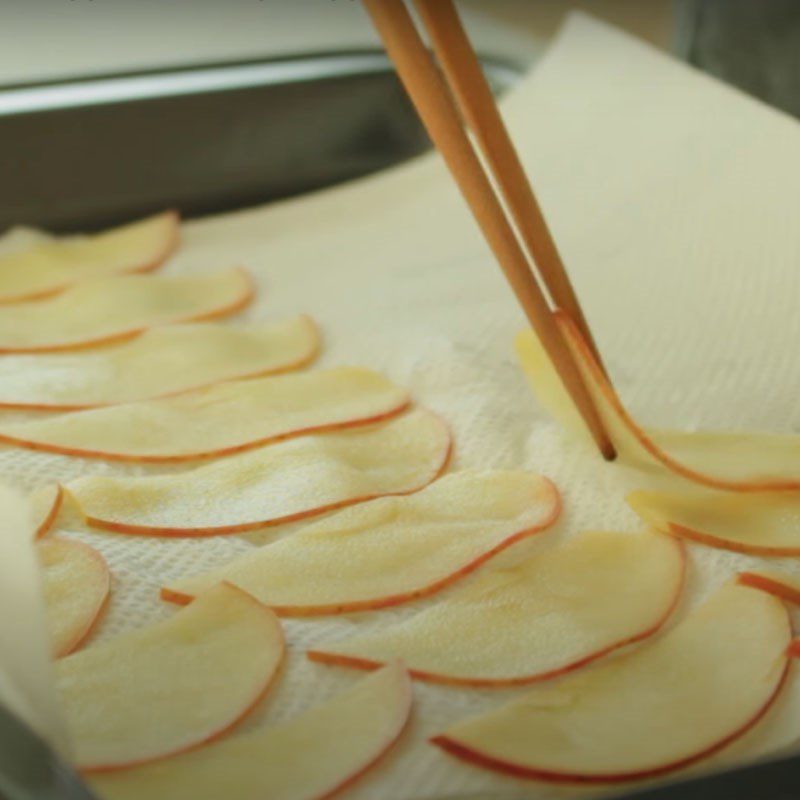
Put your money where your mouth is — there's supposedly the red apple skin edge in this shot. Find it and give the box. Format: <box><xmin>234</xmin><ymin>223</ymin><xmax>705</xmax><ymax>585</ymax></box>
<box><xmin>738</xmin><ymin>573</ymin><xmax>800</xmax><ymax>606</ymax></box>
<box><xmin>308</xmin><ymin>536</ymin><xmax>684</xmax><ymax>687</ymax></box>
<box><xmin>0</xmin><ymin>210</ymin><xmax>180</xmax><ymax>305</ymax></box>
<box><xmin>664</xmin><ymin>522</ymin><xmax>800</xmax><ymax>558</ymax></box>
<box><xmin>0</xmin><ymin>400</ymin><xmax>411</xmax><ymax>463</ymax></box>
<box><xmin>162</xmin><ymin>478</ymin><xmax>563</xmax><ymax>610</ymax></box>
<box><xmin>0</xmin><ymin>267</ymin><xmax>255</xmax><ymax>356</ymax></box>
<box><xmin>35</xmin><ymin>485</ymin><xmax>64</xmax><ymax>539</ymax></box>
<box><xmin>80</xmin><ymin>584</ymin><xmax>286</xmax><ymax>774</ymax></box>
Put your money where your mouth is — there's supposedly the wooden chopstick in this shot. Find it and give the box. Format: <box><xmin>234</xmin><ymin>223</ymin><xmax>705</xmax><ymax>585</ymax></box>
<box><xmin>413</xmin><ymin>0</ymin><xmax>607</xmax><ymax>374</ymax></box>
<box><xmin>362</xmin><ymin>0</ymin><xmax>615</xmax><ymax>461</ymax></box>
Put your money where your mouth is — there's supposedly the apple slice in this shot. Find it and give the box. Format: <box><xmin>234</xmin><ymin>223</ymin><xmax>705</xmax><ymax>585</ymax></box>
<box><xmin>67</xmin><ymin>408</ymin><xmax>450</xmax><ymax>537</ymax></box>
<box><xmin>162</xmin><ymin>470</ymin><xmax>560</xmax><ymax>611</ymax></box>
<box><xmin>516</xmin><ymin>313</ymin><xmax>800</xmax><ymax>491</ymax></box>
<box><xmin>88</xmin><ymin>662</ymin><xmax>411</xmax><ymax>800</ymax></box>
<box><xmin>309</xmin><ymin>530</ymin><xmax>684</xmax><ymax>686</ymax></box>
<box><xmin>30</xmin><ymin>484</ymin><xmax>63</xmax><ymax>539</ymax></box>
<box><xmin>0</xmin><ymin>212</ymin><xmax>178</xmax><ymax>304</ymax></box>
<box><xmin>432</xmin><ymin>583</ymin><xmax>791</xmax><ymax>784</ymax></box>
<box><xmin>628</xmin><ymin>488</ymin><xmax>800</xmax><ymax>556</ymax></box>
<box><xmin>57</xmin><ymin>583</ymin><xmax>284</xmax><ymax>771</ymax></box>
<box><xmin>0</xmin><ymin>267</ymin><xmax>253</xmax><ymax>353</ymax></box>
<box><xmin>0</xmin><ymin>367</ymin><xmax>410</xmax><ymax>462</ymax></box>
<box><xmin>39</xmin><ymin>538</ymin><xmax>110</xmax><ymax>657</ymax></box>
<box><xmin>738</xmin><ymin>570</ymin><xmax>800</xmax><ymax>605</ymax></box>
<box><xmin>0</xmin><ymin>316</ymin><xmax>319</xmax><ymax>411</ymax></box>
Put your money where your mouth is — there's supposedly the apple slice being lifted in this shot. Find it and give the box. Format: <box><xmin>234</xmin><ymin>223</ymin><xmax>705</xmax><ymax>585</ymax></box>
<box><xmin>30</xmin><ymin>484</ymin><xmax>64</xmax><ymax>539</ymax></box>
<box><xmin>309</xmin><ymin>530</ymin><xmax>684</xmax><ymax>686</ymax></box>
<box><xmin>0</xmin><ymin>316</ymin><xmax>319</xmax><ymax>411</ymax></box>
<box><xmin>67</xmin><ymin>409</ymin><xmax>451</xmax><ymax>537</ymax></box>
<box><xmin>628</xmin><ymin>488</ymin><xmax>800</xmax><ymax>556</ymax></box>
<box><xmin>89</xmin><ymin>662</ymin><xmax>411</xmax><ymax>800</ymax></box>
<box><xmin>433</xmin><ymin>582</ymin><xmax>791</xmax><ymax>784</ymax></box>
<box><xmin>516</xmin><ymin>313</ymin><xmax>800</xmax><ymax>491</ymax></box>
<box><xmin>162</xmin><ymin>470</ymin><xmax>560</xmax><ymax>611</ymax></box>
<box><xmin>39</xmin><ymin>538</ymin><xmax>110</xmax><ymax>658</ymax></box>
<box><xmin>0</xmin><ymin>212</ymin><xmax>178</xmax><ymax>303</ymax></box>
<box><xmin>58</xmin><ymin>583</ymin><xmax>284</xmax><ymax>772</ymax></box>
<box><xmin>0</xmin><ymin>367</ymin><xmax>410</xmax><ymax>462</ymax></box>
<box><xmin>0</xmin><ymin>267</ymin><xmax>253</xmax><ymax>353</ymax></box>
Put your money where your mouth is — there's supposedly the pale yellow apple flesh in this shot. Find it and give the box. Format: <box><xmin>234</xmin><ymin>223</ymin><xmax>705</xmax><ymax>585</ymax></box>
<box><xmin>516</xmin><ymin>313</ymin><xmax>800</xmax><ymax>491</ymax></box>
<box><xmin>628</xmin><ymin>488</ymin><xmax>800</xmax><ymax>555</ymax></box>
<box><xmin>57</xmin><ymin>584</ymin><xmax>284</xmax><ymax>771</ymax></box>
<box><xmin>39</xmin><ymin>538</ymin><xmax>110</xmax><ymax>657</ymax></box>
<box><xmin>0</xmin><ymin>366</ymin><xmax>410</xmax><ymax>462</ymax></box>
<box><xmin>162</xmin><ymin>470</ymin><xmax>560</xmax><ymax>611</ymax></box>
<box><xmin>433</xmin><ymin>583</ymin><xmax>791</xmax><ymax>783</ymax></box>
<box><xmin>30</xmin><ymin>484</ymin><xmax>64</xmax><ymax>539</ymax></box>
<box><xmin>0</xmin><ymin>316</ymin><xmax>319</xmax><ymax>410</ymax></box>
<box><xmin>309</xmin><ymin>530</ymin><xmax>684</xmax><ymax>685</ymax></box>
<box><xmin>88</xmin><ymin>662</ymin><xmax>411</xmax><ymax>800</ymax></box>
<box><xmin>67</xmin><ymin>409</ymin><xmax>450</xmax><ymax>536</ymax></box>
<box><xmin>0</xmin><ymin>212</ymin><xmax>178</xmax><ymax>303</ymax></box>
<box><xmin>0</xmin><ymin>267</ymin><xmax>253</xmax><ymax>353</ymax></box>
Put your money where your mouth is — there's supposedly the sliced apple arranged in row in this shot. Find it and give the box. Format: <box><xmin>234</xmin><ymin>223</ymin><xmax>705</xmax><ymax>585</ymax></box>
<box><xmin>39</xmin><ymin>538</ymin><xmax>110</xmax><ymax>657</ymax></box>
<box><xmin>58</xmin><ymin>583</ymin><xmax>284</xmax><ymax>771</ymax></box>
<box><xmin>310</xmin><ymin>530</ymin><xmax>684</xmax><ymax>686</ymax></box>
<box><xmin>89</xmin><ymin>662</ymin><xmax>411</xmax><ymax>800</ymax></box>
<box><xmin>0</xmin><ymin>315</ymin><xmax>319</xmax><ymax>411</ymax></box>
<box><xmin>516</xmin><ymin>312</ymin><xmax>800</xmax><ymax>491</ymax></box>
<box><xmin>0</xmin><ymin>211</ymin><xmax>178</xmax><ymax>304</ymax></box>
<box><xmin>433</xmin><ymin>582</ymin><xmax>792</xmax><ymax>784</ymax></box>
<box><xmin>30</xmin><ymin>483</ymin><xmax>64</xmax><ymax>539</ymax></box>
<box><xmin>0</xmin><ymin>267</ymin><xmax>253</xmax><ymax>353</ymax></box>
<box><xmin>162</xmin><ymin>470</ymin><xmax>560</xmax><ymax>610</ymax></box>
<box><xmin>67</xmin><ymin>408</ymin><xmax>451</xmax><ymax>536</ymax></box>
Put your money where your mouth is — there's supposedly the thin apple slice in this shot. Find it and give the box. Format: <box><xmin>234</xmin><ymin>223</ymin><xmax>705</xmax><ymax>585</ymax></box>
<box><xmin>0</xmin><ymin>267</ymin><xmax>253</xmax><ymax>353</ymax></box>
<box><xmin>162</xmin><ymin>470</ymin><xmax>560</xmax><ymax>611</ymax></box>
<box><xmin>628</xmin><ymin>488</ymin><xmax>800</xmax><ymax>556</ymax></box>
<box><xmin>0</xmin><ymin>212</ymin><xmax>178</xmax><ymax>304</ymax></box>
<box><xmin>88</xmin><ymin>662</ymin><xmax>411</xmax><ymax>800</ymax></box>
<box><xmin>0</xmin><ymin>316</ymin><xmax>319</xmax><ymax>411</ymax></box>
<box><xmin>39</xmin><ymin>538</ymin><xmax>110</xmax><ymax>658</ymax></box>
<box><xmin>516</xmin><ymin>313</ymin><xmax>800</xmax><ymax>491</ymax></box>
<box><xmin>309</xmin><ymin>530</ymin><xmax>684</xmax><ymax>686</ymax></box>
<box><xmin>30</xmin><ymin>484</ymin><xmax>64</xmax><ymax>539</ymax></box>
<box><xmin>738</xmin><ymin>570</ymin><xmax>800</xmax><ymax>605</ymax></box>
<box><xmin>433</xmin><ymin>583</ymin><xmax>791</xmax><ymax>784</ymax></box>
<box><xmin>67</xmin><ymin>409</ymin><xmax>450</xmax><ymax>537</ymax></box>
<box><xmin>0</xmin><ymin>367</ymin><xmax>410</xmax><ymax>462</ymax></box>
<box><xmin>58</xmin><ymin>583</ymin><xmax>284</xmax><ymax>771</ymax></box>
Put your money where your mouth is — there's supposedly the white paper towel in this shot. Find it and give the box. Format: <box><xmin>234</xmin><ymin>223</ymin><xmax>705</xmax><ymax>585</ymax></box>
<box><xmin>3</xmin><ymin>13</ymin><xmax>800</xmax><ymax>798</ymax></box>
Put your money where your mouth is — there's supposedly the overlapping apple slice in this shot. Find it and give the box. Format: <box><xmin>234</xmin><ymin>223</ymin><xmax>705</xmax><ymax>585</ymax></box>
<box><xmin>0</xmin><ymin>211</ymin><xmax>178</xmax><ymax>303</ymax></box>
<box><xmin>30</xmin><ymin>484</ymin><xmax>64</xmax><ymax>539</ymax></box>
<box><xmin>39</xmin><ymin>538</ymin><xmax>110</xmax><ymax>657</ymax></box>
<box><xmin>0</xmin><ymin>367</ymin><xmax>410</xmax><ymax>462</ymax></box>
<box><xmin>0</xmin><ymin>267</ymin><xmax>253</xmax><ymax>353</ymax></box>
<box><xmin>0</xmin><ymin>316</ymin><xmax>319</xmax><ymax>410</ymax></box>
<box><xmin>89</xmin><ymin>662</ymin><xmax>411</xmax><ymax>800</ymax></box>
<box><xmin>67</xmin><ymin>409</ymin><xmax>451</xmax><ymax>537</ymax></box>
<box><xmin>58</xmin><ymin>583</ymin><xmax>284</xmax><ymax>771</ymax></box>
<box><xmin>309</xmin><ymin>530</ymin><xmax>684</xmax><ymax>686</ymax></box>
<box><xmin>433</xmin><ymin>582</ymin><xmax>791</xmax><ymax>784</ymax></box>
<box><xmin>628</xmin><ymin>488</ymin><xmax>800</xmax><ymax>556</ymax></box>
<box><xmin>516</xmin><ymin>312</ymin><xmax>800</xmax><ymax>491</ymax></box>
<box><xmin>162</xmin><ymin>470</ymin><xmax>560</xmax><ymax>611</ymax></box>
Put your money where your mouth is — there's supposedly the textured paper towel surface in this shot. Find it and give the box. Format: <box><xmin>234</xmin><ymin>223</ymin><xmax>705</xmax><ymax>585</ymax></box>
<box><xmin>4</xmin><ymin>13</ymin><xmax>800</xmax><ymax>799</ymax></box>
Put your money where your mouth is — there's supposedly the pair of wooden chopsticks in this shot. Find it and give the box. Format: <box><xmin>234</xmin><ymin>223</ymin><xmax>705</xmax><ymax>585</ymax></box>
<box><xmin>363</xmin><ymin>0</ymin><xmax>615</xmax><ymax>461</ymax></box>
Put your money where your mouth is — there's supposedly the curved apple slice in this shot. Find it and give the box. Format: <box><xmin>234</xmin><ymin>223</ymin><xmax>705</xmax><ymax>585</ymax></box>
<box><xmin>628</xmin><ymin>488</ymin><xmax>800</xmax><ymax>556</ymax></box>
<box><xmin>310</xmin><ymin>530</ymin><xmax>684</xmax><ymax>686</ymax></box>
<box><xmin>433</xmin><ymin>583</ymin><xmax>791</xmax><ymax>784</ymax></box>
<box><xmin>162</xmin><ymin>470</ymin><xmax>560</xmax><ymax>611</ymax></box>
<box><xmin>67</xmin><ymin>409</ymin><xmax>451</xmax><ymax>537</ymax></box>
<box><xmin>58</xmin><ymin>583</ymin><xmax>284</xmax><ymax>771</ymax></box>
<box><xmin>0</xmin><ymin>367</ymin><xmax>410</xmax><ymax>462</ymax></box>
<box><xmin>30</xmin><ymin>484</ymin><xmax>63</xmax><ymax>539</ymax></box>
<box><xmin>88</xmin><ymin>662</ymin><xmax>411</xmax><ymax>800</ymax></box>
<box><xmin>738</xmin><ymin>570</ymin><xmax>800</xmax><ymax>605</ymax></box>
<box><xmin>516</xmin><ymin>313</ymin><xmax>800</xmax><ymax>491</ymax></box>
<box><xmin>0</xmin><ymin>212</ymin><xmax>178</xmax><ymax>304</ymax></box>
<box><xmin>39</xmin><ymin>538</ymin><xmax>110</xmax><ymax>657</ymax></box>
<box><xmin>0</xmin><ymin>316</ymin><xmax>319</xmax><ymax>411</ymax></box>
<box><xmin>0</xmin><ymin>267</ymin><xmax>253</xmax><ymax>354</ymax></box>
